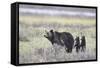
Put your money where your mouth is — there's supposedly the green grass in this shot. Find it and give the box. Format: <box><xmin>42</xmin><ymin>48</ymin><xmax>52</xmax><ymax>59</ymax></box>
<box><xmin>19</xmin><ymin>16</ymin><xmax>96</xmax><ymax>25</ymax></box>
<box><xmin>19</xmin><ymin>16</ymin><xmax>96</xmax><ymax>64</ymax></box>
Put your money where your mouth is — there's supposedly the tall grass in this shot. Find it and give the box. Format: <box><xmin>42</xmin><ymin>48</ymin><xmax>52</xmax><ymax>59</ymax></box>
<box><xmin>19</xmin><ymin>16</ymin><xmax>96</xmax><ymax>64</ymax></box>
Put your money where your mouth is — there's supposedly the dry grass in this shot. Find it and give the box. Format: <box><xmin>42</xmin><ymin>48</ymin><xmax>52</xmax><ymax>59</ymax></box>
<box><xmin>19</xmin><ymin>16</ymin><xmax>96</xmax><ymax>64</ymax></box>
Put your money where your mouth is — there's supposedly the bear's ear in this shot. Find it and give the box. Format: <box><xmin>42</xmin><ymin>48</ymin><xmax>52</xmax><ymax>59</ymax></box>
<box><xmin>50</xmin><ymin>30</ymin><xmax>54</xmax><ymax>34</ymax></box>
<box><xmin>50</xmin><ymin>30</ymin><xmax>53</xmax><ymax>32</ymax></box>
<box><xmin>50</xmin><ymin>30</ymin><xmax>54</xmax><ymax>36</ymax></box>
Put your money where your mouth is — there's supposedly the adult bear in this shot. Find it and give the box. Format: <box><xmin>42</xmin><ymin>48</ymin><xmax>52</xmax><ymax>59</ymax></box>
<box><xmin>44</xmin><ymin>30</ymin><xmax>74</xmax><ymax>53</ymax></box>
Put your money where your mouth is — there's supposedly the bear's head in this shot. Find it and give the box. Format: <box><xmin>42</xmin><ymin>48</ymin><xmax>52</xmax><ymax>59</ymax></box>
<box><xmin>44</xmin><ymin>30</ymin><xmax>54</xmax><ymax>44</ymax></box>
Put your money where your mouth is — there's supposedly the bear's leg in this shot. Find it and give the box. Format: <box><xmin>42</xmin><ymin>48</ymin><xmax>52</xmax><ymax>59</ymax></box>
<box><xmin>76</xmin><ymin>47</ymin><xmax>80</xmax><ymax>53</ymax></box>
<box><xmin>65</xmin><ymin>48</ymin><xmax>72</xmax><ymax>53</ymax></box>
<box><xmin>81</xmin><ymin>46</ymin><xmax>86</xmax><ymax>52</ymax></box>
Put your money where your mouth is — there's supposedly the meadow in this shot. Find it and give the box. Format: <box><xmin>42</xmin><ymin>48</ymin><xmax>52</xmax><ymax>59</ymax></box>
<box><xmin>19</xmin><ymin>15</ymin><xmax>96</xmax><ymax>64</ymax></box>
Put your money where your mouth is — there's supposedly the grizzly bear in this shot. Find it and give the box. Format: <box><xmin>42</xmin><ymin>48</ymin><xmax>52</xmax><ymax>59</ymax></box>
<box><xmin>44</xmin><ymin>30</ymin><xmax>74</xmax><ymax>53</ymax></box>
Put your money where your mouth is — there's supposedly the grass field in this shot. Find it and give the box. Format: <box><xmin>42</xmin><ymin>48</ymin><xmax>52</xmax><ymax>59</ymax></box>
<box><xmin>19</xmin><ymin>15</ymin><xmax>96</xmax><ymax>64</ymax></box>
